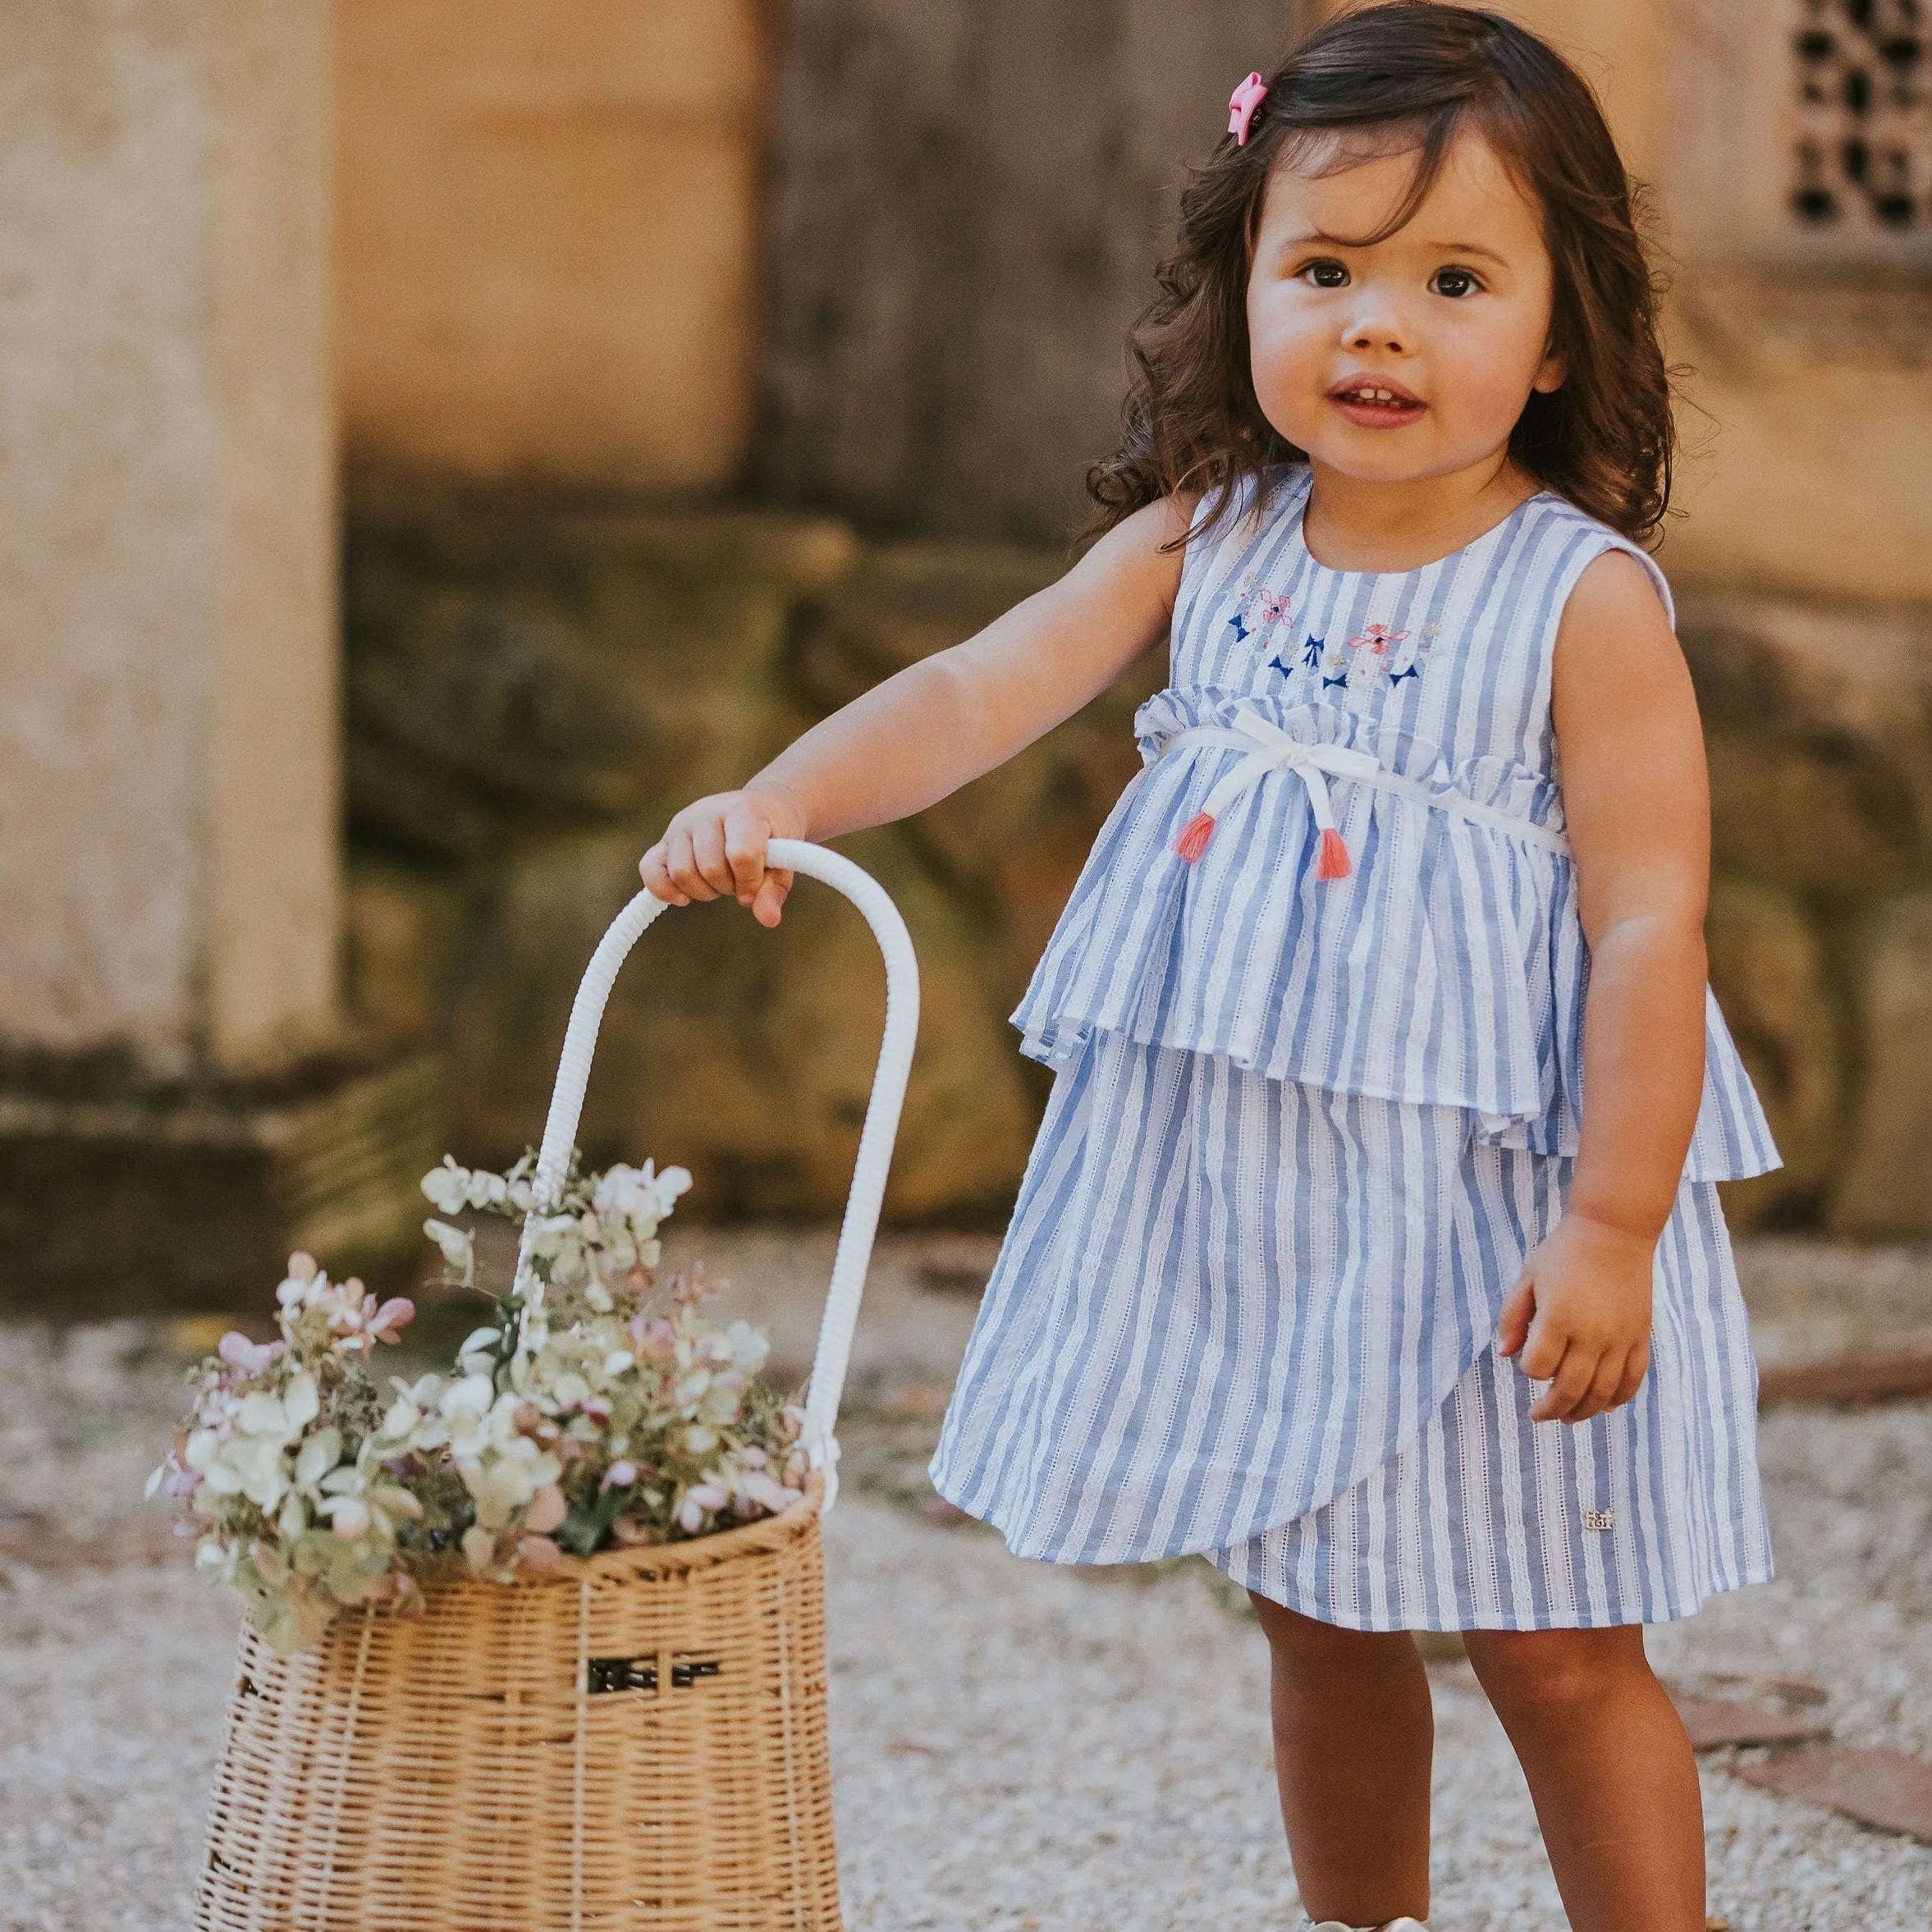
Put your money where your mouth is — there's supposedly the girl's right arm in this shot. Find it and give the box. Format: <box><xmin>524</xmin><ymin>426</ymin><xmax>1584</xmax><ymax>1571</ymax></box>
<box><xmin>639</xmin><ymin>496</ymin><xmax>1192</xmax><ymax>926</ymax></box>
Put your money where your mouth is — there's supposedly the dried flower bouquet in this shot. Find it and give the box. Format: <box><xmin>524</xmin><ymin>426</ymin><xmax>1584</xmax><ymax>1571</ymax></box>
<box><xmin>151</xmin><ymin>1154</ymin><xmax>808</xmax><ymax>1655</ymax></box>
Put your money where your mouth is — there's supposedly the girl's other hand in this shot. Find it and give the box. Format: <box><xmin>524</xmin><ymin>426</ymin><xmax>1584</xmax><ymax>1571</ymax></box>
<box><xmin>1497</xmin><ymin>1212</ymin><xmax>1655</xmax><ymax>1424</ymax></box>
<box><xmin>639</xmin><ymin>784</ymin><xmax>808</xmax><ymax>928</ymax></box>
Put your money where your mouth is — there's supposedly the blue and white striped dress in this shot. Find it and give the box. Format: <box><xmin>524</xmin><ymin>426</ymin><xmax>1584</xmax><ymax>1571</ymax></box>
<box><xmin>929</xmin><ymin>470</ymin><xmax>1779</xmax><ymax>1631</ymax></box>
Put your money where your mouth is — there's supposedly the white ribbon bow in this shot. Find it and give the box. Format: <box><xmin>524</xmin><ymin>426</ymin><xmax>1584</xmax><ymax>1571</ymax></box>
<box><xmin>1202</xmin><ymin>711</ymin><xmax>1381</xmax><ymax>836</ymax></box>
<box><xmin>1174</xmin><ymin>711</ymin><xmax>1382</xmax><ymax>876</ymax></box>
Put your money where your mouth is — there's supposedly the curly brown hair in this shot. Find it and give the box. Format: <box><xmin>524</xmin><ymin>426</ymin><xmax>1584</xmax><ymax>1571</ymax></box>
<box><xmin>1087</xmin><ymin>2</ymin><xmax>1674</xmax><ymax>545</ymax></box>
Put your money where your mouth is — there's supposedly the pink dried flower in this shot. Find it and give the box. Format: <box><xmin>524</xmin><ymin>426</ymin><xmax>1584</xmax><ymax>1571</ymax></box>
<box><xmin>517</xmin><ymin>1534</ymin><xmax>562</xmax><ymax>1573</ymax></box>
<box><xmin>602</xmin><ymin>1460</ymin><xmax>639</xmax><ymax>1491</ymax></box>
<box><xmin>217</xmin><ymin>1332</ymin><xmax>278</xmax><ymax>1376</ymax></box>
<box><xmin>630</xmin><ymin>1316</ymin><xmax>676</xmax><ymax>1361</ymax></box>
<box><xmin>523</xmin><ymin>1484</ymin><xmax>568</xmax><ymax>1535</ymax></box>
<box><xmin>369</xmin><ymin>1298</ymin><xmax>415</xmax><ymax>1343</ymax></box>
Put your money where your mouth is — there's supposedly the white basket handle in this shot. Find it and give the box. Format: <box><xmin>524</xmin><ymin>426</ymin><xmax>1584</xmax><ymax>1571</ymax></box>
<box><xmin>511</xmin><ymin>840</ymin><xmax>919</xmax><ymax>1508</ymax></box>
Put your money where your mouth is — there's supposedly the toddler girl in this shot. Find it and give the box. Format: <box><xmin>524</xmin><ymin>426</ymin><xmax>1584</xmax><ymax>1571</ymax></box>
<box><xmin>643</xmin><ymin>8</ymin><xmax>1775</xmax><ymax>1929</ymax></box>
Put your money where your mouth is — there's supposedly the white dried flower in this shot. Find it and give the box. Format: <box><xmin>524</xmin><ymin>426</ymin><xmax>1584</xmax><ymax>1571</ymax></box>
<box><xmin>423</xmin><ymin>1219</ymin><xmax>475</xmax><ymax>1285</ymax></box>
<box><xmin>421</xmin><ymin>1158</ymin><xmax>472</xmax><ymax>1216</ymax></box>
<box><xmin>294</xmin><ymin>1426</ymin><xmax>342</xmax><ymax>1490</ymax></box>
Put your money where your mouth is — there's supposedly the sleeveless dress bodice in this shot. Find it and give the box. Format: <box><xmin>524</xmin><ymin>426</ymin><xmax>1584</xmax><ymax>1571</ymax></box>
<box><xmin>1011</xmin><ymin>469</ymin><xmax>1778</xmax><ymax>1183</ymax></box>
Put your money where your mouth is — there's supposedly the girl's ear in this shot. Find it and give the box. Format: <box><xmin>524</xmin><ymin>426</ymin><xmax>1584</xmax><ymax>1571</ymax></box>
<box><xmin>1533</xmin><ymin>346</ymin><xmax>1568</xmax><ymax>394</ymax></box>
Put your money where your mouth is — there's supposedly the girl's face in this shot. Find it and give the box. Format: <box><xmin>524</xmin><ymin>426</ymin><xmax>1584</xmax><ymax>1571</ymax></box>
<box><xmin>1246</xmin><ymin>127</ymin><xmax>1564</xmax><ymax>490</ymax></box>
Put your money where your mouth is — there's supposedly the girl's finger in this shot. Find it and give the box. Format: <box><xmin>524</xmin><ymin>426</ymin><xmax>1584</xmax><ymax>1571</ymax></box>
<box><xmin>1496</xmin><ymin>1275</ymin><xmax>1536</xmax><ymax>1357</ymax></box>
<box><xmin>1612</xmin><ymin>1339</ymin><xmax>1650</xmax><ymax>1409</ymax></box>
<box><xmin>641</xmin><ymin>842</ymin><xmax>690</xmax><ymax>905</ymax></box>
<box><xmin>1517</xmin><ymin>1303</ymin><xmax>1568</xmax><ymax>1383</ymax></box>
<box><xmin>1529</xmin><ymin>1343</ymin><xmax>1593</xmax><ymax>1423</ymax></box>
<box><xmin>1568</xmin><ymin>1348</ymin><xmax>1628</xmax><ymax>1425</ymax></box>
<box><xmin>689</xmin><ymin>817</ymin><xmax>738</xmax><ymax>898</ymax></box>
<box><xmin>723</xmin><ymin>812</ymin><xmax>769</xmax><ymax>903</ymax></box>
<box><xmin>665</xmin><ymin>826</ymin><xmax>716</xmax><ymax>901</ymax></box>
<box><xmin>750</xmin><ymin>868</ymin><xmax>793</xmax><ymax>929</ymax></box>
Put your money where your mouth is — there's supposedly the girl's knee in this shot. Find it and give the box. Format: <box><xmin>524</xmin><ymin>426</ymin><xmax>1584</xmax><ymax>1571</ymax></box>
<box><xmin>1463</xmin><ymin>1625</ymin><xmax>1652</xmax><ymax>1716</ymax></box>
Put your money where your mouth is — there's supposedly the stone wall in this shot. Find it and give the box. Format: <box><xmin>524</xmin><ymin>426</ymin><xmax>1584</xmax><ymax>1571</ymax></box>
<box><xmin>1685</xmin><ymin>589</ymin><xmax>1932</xmax><ymax>1236</ymax></box>
<box><xmin>756</xmin><ymin>0</ymin><xmax>1300</xmax><ymax>542</ymax></box>
<box><xmin>336</xmin><ymin>0</ymin><xmax>770</xmax><ymax>492</ymax></box>
<box><xmin>341</xmin><ymin>474</ymin><xmax>1161</xmax><ymax>1227</ymax></box>
<box><xmin>342</xmin><ymin>482</ymin><xmax>1932</xmax><ymax>1238</ymax></box>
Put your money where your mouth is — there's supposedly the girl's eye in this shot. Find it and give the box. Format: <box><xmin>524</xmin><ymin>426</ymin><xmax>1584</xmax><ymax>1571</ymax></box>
<box><xmin>1431</xmin><ymin>267</ymin><xmax>1481</xmax><ymax>298</ymax></box>
<box><xmin>1300</xmin><ymin>259</ymin><xmax>1349</xmax><ymax>288</ymax></box>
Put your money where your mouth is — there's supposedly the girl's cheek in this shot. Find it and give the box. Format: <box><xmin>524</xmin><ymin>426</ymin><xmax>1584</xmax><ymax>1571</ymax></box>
<box><xmin>1436</xmin><ymin>333</ymin><xmax>1543</xmax><ymax>437</ymax></box>
<box><xmin>1253</xmin><ymin>371</ymin><xmax>1324</xmax><ymax>448</ymax></box>
<box><xmin>1249</xmin><ymin>327</ymin><xmax>1331</xmax><ymax>436</ymax></box>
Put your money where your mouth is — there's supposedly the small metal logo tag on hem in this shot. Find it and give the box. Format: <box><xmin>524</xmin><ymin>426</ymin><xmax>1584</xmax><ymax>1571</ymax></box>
<box><xmin>1583</xmin><ymin>1508</ymin><xmax>1615</xmax><ymax>1533</ymax></box>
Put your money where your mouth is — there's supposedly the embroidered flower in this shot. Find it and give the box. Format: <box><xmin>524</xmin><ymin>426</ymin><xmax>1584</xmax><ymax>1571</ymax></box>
<box><xmin>1347</xmin><ymin>623</ymin><xmax>1409</xmax><ymax>656</ymax></box>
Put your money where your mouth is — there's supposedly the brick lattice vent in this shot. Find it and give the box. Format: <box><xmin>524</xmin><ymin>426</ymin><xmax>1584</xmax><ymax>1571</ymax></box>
<box><xmin>1792</xmin><ymin>0</ymin><xmax>1930</xmax><ymax>230</ymax></box>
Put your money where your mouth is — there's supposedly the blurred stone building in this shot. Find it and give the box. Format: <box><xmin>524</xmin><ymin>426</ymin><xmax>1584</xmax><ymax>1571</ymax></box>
<box><xmin>3</xmin><ymin>1</ymin><xmax>1928</xmax><ymax>1307</ymax></box>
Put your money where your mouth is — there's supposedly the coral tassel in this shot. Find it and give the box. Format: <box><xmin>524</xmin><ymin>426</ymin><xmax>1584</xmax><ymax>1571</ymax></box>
<box><xmin>1174</xmin><ymin>813</ymin><xmax>1216</xmax><ymax>863</ymax></box>
<box><xmin>1315</xmin><ymin>827</ymin><xmax>1352</xmax><ymax>880</ymax></box>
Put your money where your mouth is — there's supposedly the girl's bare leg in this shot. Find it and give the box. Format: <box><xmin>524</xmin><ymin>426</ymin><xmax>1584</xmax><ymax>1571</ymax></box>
<box><xmin>1249</xmin><ymin>1596</ymin><xmax>1434</xmax><ymax>1927</ymax></box>
<box><xmin>1463</xmin><ymin>1625</ymin><xmax>1704</xmax><ymax>1932</ymax></box>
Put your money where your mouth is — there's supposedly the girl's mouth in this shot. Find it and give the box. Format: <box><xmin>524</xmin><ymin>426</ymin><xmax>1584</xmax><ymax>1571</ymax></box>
<box><xmin>1327</xmin><ymin>378</ymin><xmax>1426</xmax><ymax>429</ymax></box>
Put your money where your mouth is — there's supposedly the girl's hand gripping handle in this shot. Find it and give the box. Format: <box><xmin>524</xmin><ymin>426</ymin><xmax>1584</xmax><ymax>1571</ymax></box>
<box><xmin>641</xmin><ymin>784</ymin><xmax>809</xmax><ymax>927</ymax></box>
<box><xmin>523</xmin><ymin>840</ymin><xmax>920</xmax><ymax>1507</ymax></box>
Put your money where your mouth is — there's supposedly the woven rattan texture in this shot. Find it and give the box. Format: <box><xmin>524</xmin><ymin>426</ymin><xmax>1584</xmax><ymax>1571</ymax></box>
<box><xmin>194</xmin><ymin>1489</ymin><xmax>840</xmax><ymax>1930</ymax></box>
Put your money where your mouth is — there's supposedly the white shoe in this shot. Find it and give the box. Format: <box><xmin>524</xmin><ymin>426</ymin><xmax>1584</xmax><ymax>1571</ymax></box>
<box><xmin>1303</xmin><ymin>1919</ymin><xmax>1429</xmax><ymax>1931</ymax></box>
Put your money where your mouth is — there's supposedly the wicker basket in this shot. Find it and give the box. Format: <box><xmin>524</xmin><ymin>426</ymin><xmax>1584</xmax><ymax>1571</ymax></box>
<box><xmin>194</xmin><ymin>841</ymin><xmax>920</xmax><ymax>1931</ymax></box>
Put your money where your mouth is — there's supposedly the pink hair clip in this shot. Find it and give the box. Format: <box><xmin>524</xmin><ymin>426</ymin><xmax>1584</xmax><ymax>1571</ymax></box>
<box><xmin>1229</xmin><ymin>71</ymin><xmax>1269</xmax><ymax>147</ymax></box>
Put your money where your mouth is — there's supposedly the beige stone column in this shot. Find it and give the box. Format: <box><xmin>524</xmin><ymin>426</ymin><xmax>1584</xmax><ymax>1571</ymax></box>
<box><xmin>0</xmin><ymin>3</ymin><xmax>437</xmax><ymax>1311</ymax></box>
<box><xmin>0</xmin><ymin>0</ymin><xmax>338</xmax><ymax>1078</ymax></box>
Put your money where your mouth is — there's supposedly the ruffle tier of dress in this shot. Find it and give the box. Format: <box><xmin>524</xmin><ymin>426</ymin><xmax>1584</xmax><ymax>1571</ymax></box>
<box><xmin>1011</xmin><ymin>687</ymin><xmax>1779</xmax><ymax>1183</ymax></box>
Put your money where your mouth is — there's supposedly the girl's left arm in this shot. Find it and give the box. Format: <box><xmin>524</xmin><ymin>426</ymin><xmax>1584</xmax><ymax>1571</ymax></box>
<box><xmin>1497</xmin><ymin>550</ymin><xmax>1710</xmax><ymax>1424</ymax></box>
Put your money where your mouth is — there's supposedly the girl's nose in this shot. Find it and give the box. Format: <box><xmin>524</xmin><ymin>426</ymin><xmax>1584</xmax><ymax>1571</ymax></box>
<box><xmin>1342</xmin><ymin>294</ymin><xmax>1409</xmax><ymax>355</ymax></box>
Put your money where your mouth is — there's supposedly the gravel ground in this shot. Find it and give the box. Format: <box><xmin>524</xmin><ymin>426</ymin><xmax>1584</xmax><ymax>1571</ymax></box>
<box><xmin>0</xmin><ymin>1235</ymin><xmax>1928</xmax><ymax>1930</ymax></box>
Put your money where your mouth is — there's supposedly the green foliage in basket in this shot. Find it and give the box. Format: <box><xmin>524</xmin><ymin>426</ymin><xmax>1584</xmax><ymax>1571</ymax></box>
<box><xmin>150</xmin><ymin>1155</ymin><xmax>809</xmax><ymax>1655</ymax></box>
